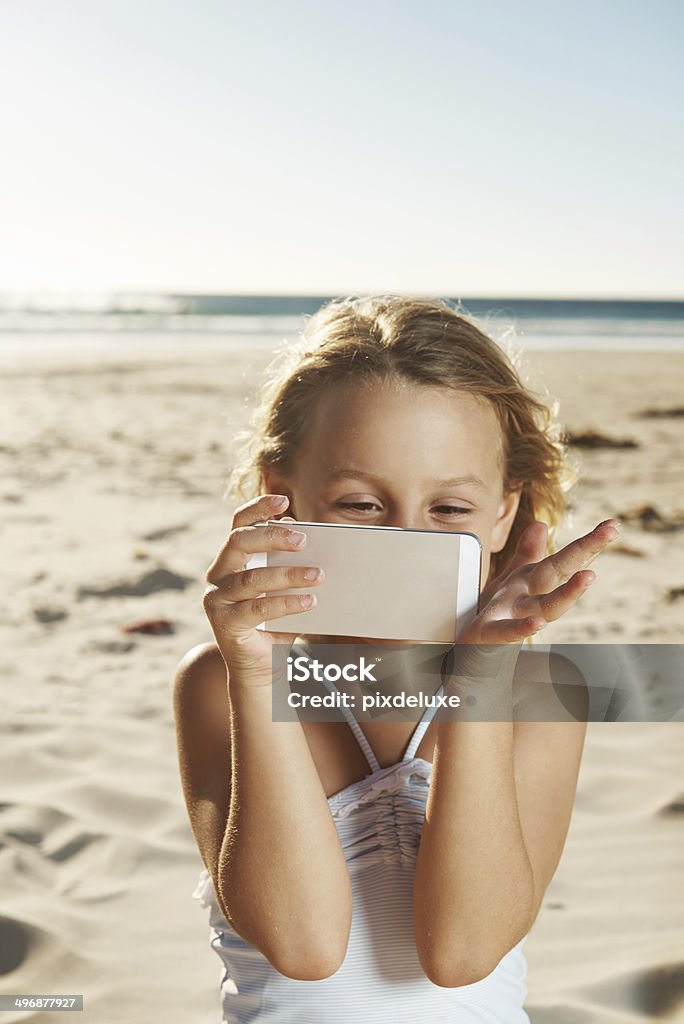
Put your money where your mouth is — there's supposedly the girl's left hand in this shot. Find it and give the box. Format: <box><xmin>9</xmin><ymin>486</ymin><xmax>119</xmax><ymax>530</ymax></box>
<box><xmin>458</xmin><ymin>518</ymin><xmax>621</xmax><ymax>645</ymax></box>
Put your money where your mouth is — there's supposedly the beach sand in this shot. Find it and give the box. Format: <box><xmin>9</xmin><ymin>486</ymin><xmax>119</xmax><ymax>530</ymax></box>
<box><xmin>0</xmin><ymin>343</ymin><xmax>682</xmax><ymax>1022</ymax></box>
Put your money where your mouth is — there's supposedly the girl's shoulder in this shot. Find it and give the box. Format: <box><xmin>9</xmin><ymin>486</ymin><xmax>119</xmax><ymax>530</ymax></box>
<box><xmin>173</xmin><ymin>642</ymin><xmax>230</xmax><ymax>733</ymax></box>
<box><xmin>175</xmin><ymin>639</ymin><xmax>223</xmax><ymax>670</ymax></box>
<box><xmin>174</xmin><ymin>641</ymin><xmax>225</xmax><ymax>689</ymax></box>
<box><xmin>173</xmin><ymin>642</ymin><xmax>233</xmax><ymax>905</ymax></box>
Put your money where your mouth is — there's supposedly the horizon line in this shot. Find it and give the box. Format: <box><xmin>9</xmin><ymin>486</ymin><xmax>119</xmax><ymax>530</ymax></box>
<box><xmin>1</xmin><ymin>290</ymin><xmax>684</xmax><ymax>304</ymax></box>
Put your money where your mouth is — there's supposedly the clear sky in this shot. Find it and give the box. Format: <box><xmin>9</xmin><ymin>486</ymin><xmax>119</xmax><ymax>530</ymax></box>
<box><xmin>1</xmin><ymin>0</ymin><xmax>682</xmax><ymax>299</ymax></box>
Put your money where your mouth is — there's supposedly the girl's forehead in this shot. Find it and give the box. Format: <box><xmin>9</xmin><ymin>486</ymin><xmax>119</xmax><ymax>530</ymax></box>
<box><xmin>300</xmin><ymin>380</ymin><xmax>505</xmax><ymax>477</ymax></box>
<box><xmin>311</xmin><ymin>378</ymin><xmax>500</xmax><ymax>430</ymax></box>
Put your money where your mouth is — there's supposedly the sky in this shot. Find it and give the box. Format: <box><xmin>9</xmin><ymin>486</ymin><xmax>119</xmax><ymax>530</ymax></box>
<box><xmin>1</xmin><ymin>0</ymin><xmax>682</xmax><ymax>299</ymax></box>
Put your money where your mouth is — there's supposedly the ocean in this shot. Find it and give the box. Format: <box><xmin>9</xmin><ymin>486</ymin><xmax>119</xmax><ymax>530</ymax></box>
<box><xmin>1</xmin><ymin>295</ymin><xmax>683</xmax><ymax>354</ymax></box>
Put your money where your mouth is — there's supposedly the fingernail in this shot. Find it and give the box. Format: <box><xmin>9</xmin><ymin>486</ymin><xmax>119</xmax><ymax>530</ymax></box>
<box><xmin>303</xmin><ymin>567</ymin><xmax>322</xmax><ymax>580</ymax></box>
<box><xmin>288</xmin><ymin>530</ymin><xmax>306</xmax><ymax>546</ymax></box>
<box><xmin>272</xmin><ymin>495</ymin><xmax>288</xmax><ymax>508</ymax></box>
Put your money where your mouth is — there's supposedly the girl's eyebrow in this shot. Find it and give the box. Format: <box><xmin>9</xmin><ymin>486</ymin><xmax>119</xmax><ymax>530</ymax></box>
<box><xmin>324</xmin><ymin>467</ymin><xmax>487</xmax><ymax>491</ymax></box>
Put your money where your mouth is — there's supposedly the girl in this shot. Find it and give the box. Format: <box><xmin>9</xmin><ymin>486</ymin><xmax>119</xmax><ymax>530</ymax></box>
<box><xmin>174</xmin><ymin>295</ymin><xmax>620</xmax><ymax>1023</ymax></box>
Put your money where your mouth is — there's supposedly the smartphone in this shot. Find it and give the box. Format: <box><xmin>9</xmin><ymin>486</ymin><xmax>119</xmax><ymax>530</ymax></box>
<box><xmin>245</xmin><ymin>521</ymin><xmax>481</xmax><ymax>642</ymax></box>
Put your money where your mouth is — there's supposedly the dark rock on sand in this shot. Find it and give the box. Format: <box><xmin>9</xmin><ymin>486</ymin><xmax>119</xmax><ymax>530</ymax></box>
<box><xmin>33</xmin><ymin>606</ymin><xmax>69</xmax><ymax>624</ymax></box>
<box><xmin>562</xmin><ymin>429</ymin><xmax>639</xmax><ymax>449</ymax></box>
<box><xmin>77</xmin><ymin>567</ymin><xmax>192</xmax><ymax>600</ymax></box>
<box><xmin>606</xmin><ymin>543</ymin><xmax>644</xmax><ymax>557</ymax></box>
<box><xmin>615</xmin><ymin>504</ymin><xmax>684</xmax><ymax>533</ymax></box>
<box><xmin>120</xmin><ymin>619</ymin><xmax>175</xmax><ymax>636</ymax></box>
<box><xmin>140</xmin><ymin>523</ymin><xmax>190</xmax><ymax>542</ymax></box>
<box><xmin>636</xmin><ymin>405</ymin><xmax>684</xmax><ymax>418</ymax></box>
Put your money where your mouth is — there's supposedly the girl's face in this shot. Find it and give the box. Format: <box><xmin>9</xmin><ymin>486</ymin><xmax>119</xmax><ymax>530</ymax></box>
<box><xmin>264</xmin><ymin>378</ymin><xmax>522</xmax><ymax>636</ymax></box>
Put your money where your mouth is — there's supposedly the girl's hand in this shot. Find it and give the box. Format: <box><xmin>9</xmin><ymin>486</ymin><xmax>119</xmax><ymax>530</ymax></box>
<box><xmin>203</xmin><ymin>494</ymin><xmax>325</xmax><ymax>688</ymax></box>
<box><xmin>457</xmin><ymin>518</ymin><xmax>621</xmax><ymax>646</ymax></box>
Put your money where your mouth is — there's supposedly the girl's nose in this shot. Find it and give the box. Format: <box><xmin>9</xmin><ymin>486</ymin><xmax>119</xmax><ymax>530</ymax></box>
<box><xmin>385</xmin><ymin>513</ymin><xmax>421</xmax><ymax>531</ymax></box>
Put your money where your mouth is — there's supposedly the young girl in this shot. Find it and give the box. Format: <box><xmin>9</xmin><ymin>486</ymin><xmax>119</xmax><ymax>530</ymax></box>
<box><xmin>174</xmin><ymin>295</ymin><xmax>620</xmax><ymax>1023</ymax></box>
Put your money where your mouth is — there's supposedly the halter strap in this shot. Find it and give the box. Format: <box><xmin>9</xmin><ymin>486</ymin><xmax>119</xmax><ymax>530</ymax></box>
<box><xmin>315</xmin><ymin>670</ymin><xmax>382</xmax><ymax>772</ymax></box>
<box><xmin>291</xmin><ymin>642</ymin><xmax>443</xmax><ymax>772</ymax></box>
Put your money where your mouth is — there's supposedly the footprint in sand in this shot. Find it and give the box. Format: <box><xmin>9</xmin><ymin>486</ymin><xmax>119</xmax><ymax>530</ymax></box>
<box><xmin>44</xmin><ymin>829</ymin><xmax>104</xmax><ymax>864</ymax></box>
<box><xmin>0</xmin><ymin>801</ymin><xmax>141</xmax><ymax>902</ymax></box>
<box><xmin>579</xmin><ymin>961</ymin><xmax>684</xmax><ymax>1018</ymax></box>
<box><xmin>0</xmin><ymin>915</ymin><xmax>31</xmax><ymax>974</ymax></box>
<box><xmin>658</xmin><ymin>794</ymin><xmax>684</xmax><ymax>818</ymax></box>
<box><xmin>84</xmin><ymin>639</ymin><xmax>137</xmax><ymax>655</ymax></box>
<box><xmin>525</xmin><ymin>1007</ymin><xmax>593</xmax><ymax>1024</ymax></box>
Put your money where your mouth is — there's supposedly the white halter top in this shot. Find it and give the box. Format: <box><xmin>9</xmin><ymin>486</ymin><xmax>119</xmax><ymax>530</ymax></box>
<box><xmin>193</xmin><ymin>642</ymin><xmax>530</xmax><ymax>1023</ymax></box>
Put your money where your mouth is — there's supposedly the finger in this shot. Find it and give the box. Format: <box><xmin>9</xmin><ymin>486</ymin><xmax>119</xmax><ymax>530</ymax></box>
<box><xmin>232</xmin><ymin>492</ymin><xmax>290</xmax><ymax>529</ymax></box>
<box><xmin>481</xmin><ymin>521</ymin><xmax>548</xmax><ymax>604</ymax></box>
<box><xmin>203</xmin><ymin>586</ymin><xmax>318</xmax><ymax>634</ymax></box>
<box><xmin>206</xmin><ymin>518</ymin><xmax>308</xmax><ymax>582</ymax></box>
<box><xmin>515</xmin><ymin>569</ymin><xmax>596</xmax><ymax>623</ymax></box>
<box><xmin>210</xmin><ymin>563</ymin><xmax>325</xmax><ymax>599</ymax></box>
<box><xmin>205</xmin><ymin>494</ymin><xmax>291</xmax><ymax>580</ymax></box>
<box><xmin>525</xmin><ymin>519</ymin><xmax>619</xmax><ymax>594</ymax></box>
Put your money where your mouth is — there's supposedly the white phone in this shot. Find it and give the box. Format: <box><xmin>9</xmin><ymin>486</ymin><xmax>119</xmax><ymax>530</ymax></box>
<box><xmin>245</xmin><ymin>521</ymin><xmax>481</xmax><ymax>643</ymax></box>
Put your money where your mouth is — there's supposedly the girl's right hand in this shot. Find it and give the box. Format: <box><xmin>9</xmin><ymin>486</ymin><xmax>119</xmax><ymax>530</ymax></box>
<box><xmin>203</xmin><ymin>494</ymin><xmax>325</xmax><ymax>688</ymax></box>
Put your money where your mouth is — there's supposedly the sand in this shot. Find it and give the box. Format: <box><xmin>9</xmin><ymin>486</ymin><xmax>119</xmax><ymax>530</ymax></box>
<box><xmin>0</xmin><ymin>341</ymin><xmax>682</xmax><ymax>1023</ymax></box>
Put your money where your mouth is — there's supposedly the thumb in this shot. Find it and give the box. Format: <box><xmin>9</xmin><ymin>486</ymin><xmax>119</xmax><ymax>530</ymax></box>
<box><xmin>500</xmin><ymin>520</ymin><xmax>549</xmax><ymax>579</ymax></box>
<box><xmin>519</xmin><ymin>520</ymin><xmax>548</xmax><ymax>559</ymax></box>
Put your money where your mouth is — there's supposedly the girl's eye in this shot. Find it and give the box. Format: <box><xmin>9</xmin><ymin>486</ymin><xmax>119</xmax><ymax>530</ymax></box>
<box><xmin>433</xmin><ymin>505</ymin><xmax>471</xmax><ymax>516</ymax></box>
<box><xmin>336</xmin><ymin>502</ymin><xmax>471</xmax><ymax>515</ymax></box>
<box><xmin>337</xmin><ymin>502</ymin><xmax>380</xmax><ymax>512</ymax></box>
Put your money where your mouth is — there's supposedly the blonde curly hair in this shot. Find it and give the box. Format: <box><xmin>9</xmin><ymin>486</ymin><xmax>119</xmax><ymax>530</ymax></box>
<box><xmin>225</xmin><ymin>294</ymin><xmax>578</xmax><ymax>589</ymax></box>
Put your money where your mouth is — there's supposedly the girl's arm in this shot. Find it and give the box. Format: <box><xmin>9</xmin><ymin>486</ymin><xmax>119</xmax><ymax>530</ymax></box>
<box><xmin>178</xmin><ymin>493</ymin><xmax>354</xmax><ymax>979</ymax></box>
<box><xmin>223</xmin><ymin>674</ymin><xmax>353</xmax><ymax>978</ymax></box>
<box><xmin>413</xmin><ymin>682</ymin><xmax>586</xmax><ymax>987</ymax></box>
<box><xmin>174</xmin><ymin>645</ymin><xmax>352</xmax><ymax>982</ymax></box>
<box><xmin>412</xmin><ymin>517</ymin><xmax>617</xmax><ymax>986</ymax></box>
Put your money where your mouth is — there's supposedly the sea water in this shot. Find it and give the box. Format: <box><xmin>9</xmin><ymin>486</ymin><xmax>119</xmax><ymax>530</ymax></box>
<box><xmin>1</xmin><ymin>295</ymin><xmax>683</xmax><ymax>359</ymax></box>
